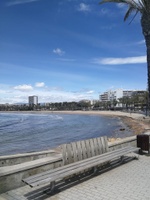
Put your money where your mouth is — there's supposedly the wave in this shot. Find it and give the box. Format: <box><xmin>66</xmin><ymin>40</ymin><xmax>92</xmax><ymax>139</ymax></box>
<box><xmin>0</xmin><ymin>113</ymin><xmax>133</xmax><ymax>156</ymax></box>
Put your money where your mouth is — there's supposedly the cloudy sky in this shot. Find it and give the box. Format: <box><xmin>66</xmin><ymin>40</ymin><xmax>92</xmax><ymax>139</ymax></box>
<box><xmin>0</xmin><ymin>0</ymin><xmax>147</xmax><ymax>104</ymax></box>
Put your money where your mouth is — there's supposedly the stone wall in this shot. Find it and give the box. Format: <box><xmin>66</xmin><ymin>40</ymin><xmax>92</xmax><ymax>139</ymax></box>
<box><xmin>0</xmin><ymin>152</ymin><xmax>62</xmax><ymax>194</ymax></box>
<box><xmin>0</xmin><ymin>149</ymin><xmax>57</xmax><ymax>167</ymax></box>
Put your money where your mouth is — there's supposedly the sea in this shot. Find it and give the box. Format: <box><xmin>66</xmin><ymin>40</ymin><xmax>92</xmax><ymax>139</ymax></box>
<box><xmin>0</xmin><ymin>112</ymin><xmax>133</xmax><ymax>156</ymax></box>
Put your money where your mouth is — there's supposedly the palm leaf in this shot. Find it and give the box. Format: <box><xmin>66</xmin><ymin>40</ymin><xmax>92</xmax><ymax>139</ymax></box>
<box><xmin>100</xmin><ymin>0</ymin><xmax>142</xmax><ymax>10</ymax></box>
<box><xmin>139</xmin><ymin>0</ymin><xmax>148</xmax><ymax>12</ymax></box>
<box><xmin>124</xmin><ymin>6</ymin><xmax>136</xmax><ymax>21</ymax></box>
<box><xmin>100</xmin><ymin>0</ymin><xmax>126</xmax><ymax>4</ymax></box>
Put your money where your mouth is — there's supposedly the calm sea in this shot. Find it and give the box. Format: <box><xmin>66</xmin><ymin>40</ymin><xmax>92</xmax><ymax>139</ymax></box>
<box><xmin>0</xmin><ymin>112</ymin><xmax>133</xmax><ymax>156</ymax></box>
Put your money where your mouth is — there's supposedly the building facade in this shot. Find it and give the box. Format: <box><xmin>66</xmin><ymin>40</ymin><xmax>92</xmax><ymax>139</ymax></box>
<box><xmin>28</xmin><ymin>96</ymin><xmax>38</xmax><ymax>106</ymax></box>
<box><xmin>99</xmin><ymin>89</ymin><xmax>123</xmax><ymax>102</ymax></box>
<box><xmin>99</xmin><ymin>89</ymin><xmax>146</xmax><ymax>107</ymax></box>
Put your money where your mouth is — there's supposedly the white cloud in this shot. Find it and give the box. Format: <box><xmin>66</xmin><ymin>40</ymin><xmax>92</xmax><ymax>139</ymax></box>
<box><xmin>6</xmin><ymin>0</ymin><xmax>39</xmax><ymax>6</ymax></box>
<box><xmin>0</xmin><ymin>83</ymin><xmax>96</xmax><ymax>104</ymax></box>
<box><xmin>136</xmin><ymin>40</ymin><xmax>145</xmax><ymax>45</ymax></box>
<box><xmin>53</xmin><ymin>48</ymin><xmax>65</xmax><ymax>56</ymax></box>
<box><xmin>86</xmin><ymin>90</ymin><xmax>94</xmax><ymax>94</ymax></box>
<box><xmin>116</xmin><ymin>3</ymin><xmax>126</xmax><ymax>8</ymax></box>
<box><xmin>35</xmin><ymin>82</ymin><xmax>45</xmax><ymax>88</ymax></box>
<box><xmin>77</xmin><ymin>3</ymin><xmax>91</xmax><ymax>12</ymax></box>
<box><xmin>93</xmin><ymin>56</ymin><xmax>146</xmax><ymax>65</ymax></box>
<box><xmin>13</xmin><ymin>84</ymin><xmax>33</xmax><ymax>92</ymax></box>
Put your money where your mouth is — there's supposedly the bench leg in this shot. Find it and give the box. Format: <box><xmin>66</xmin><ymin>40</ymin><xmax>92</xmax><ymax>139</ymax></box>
<box><xmin>92</xmin><ymin>166</ymin><xmax>98</xmax><ymax>175</ymax></box>
<box><xmin>49</xmin><ymin>181</ymin><xmax>55</xmax><ymax>192</ymax></box>
<box><xmin>120</xmin><ymin>156</ymin><xmax>125</xmax><ymax>163</ymax></box>
<box><xmin>43</xmin><ymin>181</ymin><xmax>56</xmax><ymax>194</ymax></box>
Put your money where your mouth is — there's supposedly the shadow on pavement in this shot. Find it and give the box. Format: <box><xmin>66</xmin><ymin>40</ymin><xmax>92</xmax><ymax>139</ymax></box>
<box><xmin>24</xmin><ymin>156</ymin><xmax>136</xmax><ymax>200</ymax></box>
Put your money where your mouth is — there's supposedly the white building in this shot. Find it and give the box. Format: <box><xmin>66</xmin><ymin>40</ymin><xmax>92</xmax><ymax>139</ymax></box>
<box><xmin>99</xmin><ymin>89</ymin><xmax>146</xmax><ymax>107</ymax></box>
<box><xmin>28</xmin><ymin>96</ymin><xmax>38</xmax><ymax>106</ymax></box>
<box><xmin>99</xmin><ymin>89</ymin><xmax>123</xmax><ymax>102</ymax></box>
<box><xmin>123</xmin><ymin>90</ymin><xmax>133</xmax><ymax>97</ymax></box>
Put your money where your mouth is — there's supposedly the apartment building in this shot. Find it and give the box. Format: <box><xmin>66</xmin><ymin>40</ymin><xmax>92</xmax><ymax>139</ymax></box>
<box><xmin>99</xmin><ymin>89</ymin><xmax>146</xmax><ymax>103</ymax></box>
<box><xmin>99</xmin><ymin>89</ymin><xmax>123</xmax><ymax>102</ymax></box>
<box><xmin>28</xmin><ymin>96</ymin><xmax>38</xmax><ymax>106</ymax></box>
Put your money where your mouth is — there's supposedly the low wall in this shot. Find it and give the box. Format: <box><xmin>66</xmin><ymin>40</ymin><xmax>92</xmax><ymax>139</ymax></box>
<box><xmin>108</xmin><ymin>136</ymin><xmax>137</xmax><ymax>151</ymax></box>
<box><xmin>108</xmin><ymin>132</ymin><xmax>150</xmax><ymax>151</ymax></box>
<box><xmin>0</xmin><ymin>152</ymin><xmax>62</xmax><ymax>194</ymax></box>
<box><xmin>0</xmin><ymin>149</ymin><xmax>58</xmax><ymax>167</ymax></box>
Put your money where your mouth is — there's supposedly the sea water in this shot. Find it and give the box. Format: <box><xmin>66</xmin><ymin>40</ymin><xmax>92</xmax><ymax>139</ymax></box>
<box><xmin>0</xmin><ymin>112</ymin><xmax>133</xmax><ymax>156</ymax></box>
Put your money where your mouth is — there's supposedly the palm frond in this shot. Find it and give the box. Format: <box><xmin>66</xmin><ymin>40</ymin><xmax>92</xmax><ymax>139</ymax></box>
<box><xmin>128</xmin><ymin>10</ymin><xmax>139</xmax><ymax>24</ymax></box>
<box><xmin>124</xmin><ymin>6</ymin><xmax>135</xmax><ymax>21</ymax></box>
<box><xmin>99</xmin><ymin>0</ymin><xmax>126</xmax><ymax>5</ymax></box>
<box><xmin>139</xmin><ymin>0</ymin><xmax>149</xmax><ymax>12</ymax></box>
<box><xmin>100</xmin><ymin>0</ymin><xmax>142</xmax><ymax>11</ymax></box>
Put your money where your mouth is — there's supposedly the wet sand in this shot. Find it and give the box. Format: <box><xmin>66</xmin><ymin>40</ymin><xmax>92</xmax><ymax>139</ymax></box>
<box><xmin>51</xmin><ymin>110</ymin><xmax>150</xmax><ymax>135</ymax></box>
<box><xmin>51</xmin><ymin>110</ymin><xmax>150</xmax><ymax>143</ymax></box>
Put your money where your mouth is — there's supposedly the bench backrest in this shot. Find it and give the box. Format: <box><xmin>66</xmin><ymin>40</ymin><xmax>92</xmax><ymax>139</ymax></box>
<box><xmin>61</xmin><ymin>136</ymin><xmax>108</xmax><ymax>165</ymax></box>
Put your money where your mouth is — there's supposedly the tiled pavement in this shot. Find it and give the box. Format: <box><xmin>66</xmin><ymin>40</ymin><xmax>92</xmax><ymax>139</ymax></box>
<box><xmin>1</xmin><ymin>154</ymin><xmax>150</xmax><ymax>200</ymax></box>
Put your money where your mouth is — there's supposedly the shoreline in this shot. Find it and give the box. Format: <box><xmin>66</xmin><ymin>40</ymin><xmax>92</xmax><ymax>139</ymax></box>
<box><xmin>1</xmin><ymin>110</ymin><xmax>150</xmax><ymax>135</ymax></box>
<box><xmin>51</xmin><ymin>110</ymin><xmax>150</xmax><ymax>141</ymax></box>
<box><xmin>0</xmin><ymin>110</ymin><xmax>150</xmax><ymax>153</ymax></box>
<box><xmin>53</xmin><ymin>110</ymin><xmax>150</xmax><ymax>136</ymax></box>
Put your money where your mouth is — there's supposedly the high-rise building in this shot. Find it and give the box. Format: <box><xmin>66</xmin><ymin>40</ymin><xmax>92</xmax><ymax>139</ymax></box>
<box><xmin>28</xmin><ymin>96</ymin><xmax>38</xmax><ymax>106</ymax></box>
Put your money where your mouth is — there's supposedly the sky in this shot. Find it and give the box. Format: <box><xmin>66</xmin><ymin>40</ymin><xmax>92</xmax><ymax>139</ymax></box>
<box><xmin>0</xmin><ymin>0</ymin><xmax>147</xmax><ymax>104</ymax></box>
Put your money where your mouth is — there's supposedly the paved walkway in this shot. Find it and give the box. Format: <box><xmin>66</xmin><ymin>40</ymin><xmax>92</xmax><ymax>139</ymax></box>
<box><xmin>1</xmin><ymin>154</ymin><xmax>150</xmax><ymax>200</ymax></box>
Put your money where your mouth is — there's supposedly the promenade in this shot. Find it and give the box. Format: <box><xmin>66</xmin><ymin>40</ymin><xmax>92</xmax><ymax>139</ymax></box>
<box><xmin>1</xmin><ymin>153</ymin><xmax>150</xmax><ymax>200</ymax></box>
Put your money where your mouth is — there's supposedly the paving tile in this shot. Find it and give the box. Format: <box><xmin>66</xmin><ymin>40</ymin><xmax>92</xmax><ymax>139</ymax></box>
<box><xmin>1</xmin><ymin>155</ymin><xmax>150</xmax><ymax>200</ymax></box>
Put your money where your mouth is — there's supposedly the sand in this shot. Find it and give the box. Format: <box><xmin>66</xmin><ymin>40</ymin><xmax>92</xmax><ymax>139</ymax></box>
<box><xmin>51</xmin><ymin>110</ymin><xmax>150</xmax><ymax>134</ymax></box>
<box><xmin>49</xmin><ymin>110</ymin><xmax>150</xmax><ymax>143</ymax></box>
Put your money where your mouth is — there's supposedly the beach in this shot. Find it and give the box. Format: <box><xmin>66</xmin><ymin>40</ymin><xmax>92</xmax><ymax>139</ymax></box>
<box><xmin>2</xmin><ymin>110</ymin><xmax>150</xmax><ymax>135</ymax></box>
<box><xmin>49</xmin><ymin>110</ymin><xmax>149</xmax><ymax>143</ymax></box>
<box><xmin>51</xmin><ymin>110</ymin><xmax>150</xmax><ymax>134</ymax></box>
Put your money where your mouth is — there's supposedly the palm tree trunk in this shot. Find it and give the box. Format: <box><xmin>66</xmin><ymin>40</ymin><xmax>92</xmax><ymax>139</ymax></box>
<box><xmin>141</xmin><ymin>13</ymin><xmax>150</xmax><ymax>115</ymax></box>
<box><xmin>147</xmin><ymin>47</ymin><xmax>150</xmax><ymax>114</ymax></box>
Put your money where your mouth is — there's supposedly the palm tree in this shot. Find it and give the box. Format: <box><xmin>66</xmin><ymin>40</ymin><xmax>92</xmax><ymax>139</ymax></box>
<box><xmin>99</xmin><ymin>0</ymin><xmax>150</xmax><ymax>115</ymax></box>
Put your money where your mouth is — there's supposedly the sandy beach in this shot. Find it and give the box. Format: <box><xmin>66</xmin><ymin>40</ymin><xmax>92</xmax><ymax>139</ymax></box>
<box><xmin>50</xmin><ymin>110</ymin><xmax>150</xmax><ymax>135</ymax></box>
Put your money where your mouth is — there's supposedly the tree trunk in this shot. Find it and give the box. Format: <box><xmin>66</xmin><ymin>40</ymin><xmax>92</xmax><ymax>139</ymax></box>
<box><xmin>141</xmin><ymin>12</ymin><xmax>150</xmax><ymax>115</ymax></box>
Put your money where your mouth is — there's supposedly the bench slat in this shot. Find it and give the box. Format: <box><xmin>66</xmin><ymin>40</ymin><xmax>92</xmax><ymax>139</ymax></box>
<box><xmin>101</xmin><ymin>136</ymin><xmax>106</xmax><ymax>153</ymax></box>
<box><xmin>80</xmin><ymin>140</ymin><xmax>87</xmax><ymax>160</ymax></box>
<box><xmin>71</xmin><ymin>142</ymin><xmax>78</xmax><ymax>162</ymax></box>
<box><xmin>89</xmin><ymin>138</ymin><xmax>95</xmax><ymax>157</ymax></box>
<box><xmin>66</xmin><ymin>143</ymin><xmax>73</xmax><ymax>164</ymax></box>
<box><xmin>97</xmin><ymin>137</ymin><xmax>103</xmax><ymax>154</ymax></box>
<box><xmin>62</xmin><ymin>144</ymin><xmax>67</xmax><ymax>165</ymax></box>
<box><xmin>93</xmin><ymin>138</ymin><xmax>99</xmax><ymax>156</ymax></box>
<box><xmin>76</xmin><ymin>141</ymin><xmax>82</xmax><ymax>161</ymax></box>
<box><xmin>85</xmin><ymin>139</ymin><xmax>91</xmax><ymax>158</ymax></box>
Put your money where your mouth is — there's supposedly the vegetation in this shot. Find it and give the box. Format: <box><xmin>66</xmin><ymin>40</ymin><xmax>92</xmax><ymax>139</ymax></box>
<box><xmin>99</xmin><ymin>0</ymin><xmax>150</xmax><ymax>115</ymax></box>
<box><xmin>0</xmin><ymin>92</ymin><xmax>148</xmax><ymax>113</ymax></box>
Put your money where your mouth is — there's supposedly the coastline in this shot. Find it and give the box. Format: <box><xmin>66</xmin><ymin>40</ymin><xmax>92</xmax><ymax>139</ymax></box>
<box><xmin>1</xmin><ymin>110</ymin><xmax>150</xmax><ymax>136</ymax></box>
<box><xmin>52</xmin><ymin>110</ymin><xmax>150</xmax><ymax>141</ymax></box>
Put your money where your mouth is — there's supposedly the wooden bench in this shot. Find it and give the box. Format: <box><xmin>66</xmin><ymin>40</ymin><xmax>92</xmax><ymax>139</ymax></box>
<box><xmin>22</xmin><ymin>136</ymin><xmax>139</xmax><ymax>192</ymax></box>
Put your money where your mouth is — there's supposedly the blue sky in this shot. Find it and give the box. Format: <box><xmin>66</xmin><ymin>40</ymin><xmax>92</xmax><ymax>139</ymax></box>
<box><xmin>0</xmin><ymin>0</ymin><xmax>147</xmax><ymax>104</ymax></box>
